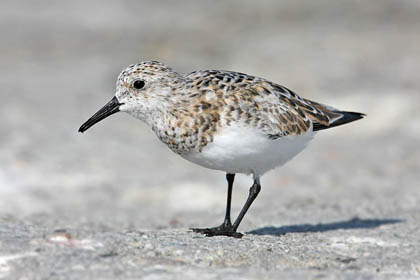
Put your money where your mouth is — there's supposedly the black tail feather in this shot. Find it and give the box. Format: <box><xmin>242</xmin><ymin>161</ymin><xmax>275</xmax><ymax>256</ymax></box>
<box><xmin>313</xmin><ymin>111</ymin><xmax>365</xmax><ymax>131</ymax></box>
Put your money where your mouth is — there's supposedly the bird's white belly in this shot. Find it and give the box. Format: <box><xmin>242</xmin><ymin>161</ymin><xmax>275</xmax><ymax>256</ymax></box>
<box><xmin>182</xmin><ymin>124</ymin><xmax>314</xmax><ymax>175</ymax></box>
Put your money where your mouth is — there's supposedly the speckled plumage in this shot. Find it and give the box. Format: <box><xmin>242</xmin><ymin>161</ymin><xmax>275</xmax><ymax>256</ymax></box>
<box><xmin>79</xmin><ymin>61</ymin><xmax>364</xmax><ymax>237</ymax></box>
<box><xmin>114</xmin><ymin>61</ymin><xmax>361</xmax><ymax>162</ymax></box>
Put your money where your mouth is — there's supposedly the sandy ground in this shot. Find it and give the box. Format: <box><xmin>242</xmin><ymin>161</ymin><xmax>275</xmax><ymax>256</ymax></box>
<box><xmin>1</xmin><ymin>0</ymin><xmax>420</xmax><ymax>279</ymax></box>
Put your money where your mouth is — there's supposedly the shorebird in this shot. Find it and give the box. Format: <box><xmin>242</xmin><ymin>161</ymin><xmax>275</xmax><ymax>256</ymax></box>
<box><xmin>79</xmin><ymin>61</ymin><xmax>364</xmax><ymax>238</ymax></box>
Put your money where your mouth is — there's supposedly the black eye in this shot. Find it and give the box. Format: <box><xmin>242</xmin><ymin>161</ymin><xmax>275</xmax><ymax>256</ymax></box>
<box><xmin>133</xmin><ymin>80</ymin><xmax>145</xmax><ymax>89</ymax></box>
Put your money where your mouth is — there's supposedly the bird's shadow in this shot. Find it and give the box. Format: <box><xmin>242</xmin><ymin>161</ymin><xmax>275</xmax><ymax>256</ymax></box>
<box><xmin>248</xmin><ymin>217</ymin><xmax>402</xmax><ymax>236</ymax></box>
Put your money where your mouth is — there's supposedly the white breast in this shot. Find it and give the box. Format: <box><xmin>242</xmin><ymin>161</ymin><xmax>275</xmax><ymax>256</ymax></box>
<box><xmin>181</xmin><ymin>124</ymin><xmax>314</xmax><ymax>176</ymax></box>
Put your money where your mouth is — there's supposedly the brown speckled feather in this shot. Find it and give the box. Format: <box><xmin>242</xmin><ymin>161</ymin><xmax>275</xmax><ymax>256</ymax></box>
<box><xmin>110</xmin><ymin>62</ymin><xmax>364</xmax><ymax>155</ymax></box>
<box><xmin>182</xmin><ymin>70</ymin><xmax>355</xmax><ymax>140</ymax></box>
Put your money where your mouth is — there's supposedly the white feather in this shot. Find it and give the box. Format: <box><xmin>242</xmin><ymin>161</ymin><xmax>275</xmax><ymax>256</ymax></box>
<box><xmin>182</xmin><ymin>124</ymin><xmax>314</xmax><ymax>176</ymax></box>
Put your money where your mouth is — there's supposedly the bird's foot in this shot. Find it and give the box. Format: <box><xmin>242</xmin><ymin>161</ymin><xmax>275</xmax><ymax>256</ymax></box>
<box><xmin>191</xmin><ymin>224</ymin><xmax>243</xmax><ymax>238</ymax></box>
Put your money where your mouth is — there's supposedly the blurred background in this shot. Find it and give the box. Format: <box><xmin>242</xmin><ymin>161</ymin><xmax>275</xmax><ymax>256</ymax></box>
<box><xmin>1</xmin><ymin>0</ymin><xmax>419</xmax><ymax>232</ymax></box>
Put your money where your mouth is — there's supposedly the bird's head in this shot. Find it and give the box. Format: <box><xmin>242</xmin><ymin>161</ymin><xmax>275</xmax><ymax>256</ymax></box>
<box><xmin>79</xmin><ymin>61</ymin><xmax>182</xmax><ymax>133</ymax></box>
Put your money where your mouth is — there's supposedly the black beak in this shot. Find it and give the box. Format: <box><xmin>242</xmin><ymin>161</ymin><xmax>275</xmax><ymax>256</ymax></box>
<box><xmin>79</xmin><ymin>96</ymin><xmax>122</xmax><ymax>133</ymax></box>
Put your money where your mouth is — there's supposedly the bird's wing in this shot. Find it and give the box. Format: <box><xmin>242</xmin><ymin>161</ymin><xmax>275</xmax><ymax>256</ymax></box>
<box><xmin>184</xmin><ymin>70</ymin><xmax>363</xmax><ymax>139</ymax></box>
<box><xmin>262</xmin><ymin>82</ymin><xmax>365</xmax><ymax>133</ymax></box>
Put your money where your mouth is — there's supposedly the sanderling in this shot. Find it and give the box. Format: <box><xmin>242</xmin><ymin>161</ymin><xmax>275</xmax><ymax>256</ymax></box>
<box><xmin>79</xmin><ymin>61</ymin><xmax>364</xmax><ymax>238</ymax></box>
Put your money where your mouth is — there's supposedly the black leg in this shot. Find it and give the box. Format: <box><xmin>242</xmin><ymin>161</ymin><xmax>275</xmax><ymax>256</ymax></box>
<box><xmin>191</xmin><ymin>173</ymin><xmax>243</xmax><ymax>238</ymax></box>
<box><xmin>232</xmin><ymin>181</ymin><xmax>261</xmax><ymax>231</ymax></box>
<box><xmin>191</xmin><ymin>176</ymin><xmax>262</xmax><ymax>238</ymax></box>
<box><xmin>223</xmin><ymin>173</ymin><xmax>234</xmax><ymax>227</ymax></box>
